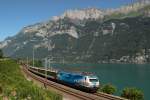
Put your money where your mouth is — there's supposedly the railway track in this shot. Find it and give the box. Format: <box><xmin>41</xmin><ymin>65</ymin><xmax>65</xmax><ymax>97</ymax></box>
<box><xmin>22</xmin><ymin>66</ymin><xmax>127</xmax><ymax>100</ymax></box>
<box><xmin>94</xmin><ymin>93</ymin><xmax>127</xmax><ymax>100</ymax></box>
<box><xmin>22</xmin><ymin>66</ymin><xmax>98</xmax><ymax>100</ymax></box>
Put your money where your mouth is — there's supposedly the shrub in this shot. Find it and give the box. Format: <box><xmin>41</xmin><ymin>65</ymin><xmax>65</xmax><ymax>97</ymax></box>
<box><xmin>0</xmin><ymin>49</ymin><xmax>3</xmax><ymax>58</ymax></box>
<box><xmin>100</xmin><ymin>84</ymin><xmax>117</xmax><ymax>94</ymax></box>
<box><xmin>121</xmin><ymin>87</ymin><xmax>144</xmax><ymax>100</ymax></box>
<box><xmin>0</xmin><ymin>85</ymin><xmax>2</xmax><ymax>94</ymax></box>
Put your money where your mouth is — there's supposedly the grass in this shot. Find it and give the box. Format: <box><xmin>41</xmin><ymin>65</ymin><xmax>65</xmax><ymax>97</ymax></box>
<box><xmin>0</xmin><ymin>59</ymin><xmax>62</xmax><ymax>100</ymax></box>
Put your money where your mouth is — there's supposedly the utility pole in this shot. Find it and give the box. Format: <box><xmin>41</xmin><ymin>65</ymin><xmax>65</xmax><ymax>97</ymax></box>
<box><xmin>45</xmin><ymin>58</ymin><xmax>48</xmax><ymax>77</ymax></box>
<box><xmin>32</xmin><ymin>47</ymin><xmax>35</xmax><ymax>67</ymax></box>
<box><xmin>131</xmin><ymin>0</ymin><xmax>134</xmax><ymax>8</ymax></box>
<box><xmin>44</xmin><ymin>58</ymin><xmax>47</xmax><ymax>88</ymax></box>
<box><xmin>63</xmin><ymin>57</ymin><xmax>65</xmax><ymax>65</ymax></box>
<box><xmin>48</xmin><ymin>58</ymin><xmax>51</xmax><ymax>70</ymax></box>
<box><xmin>27</xmin><ymin>56</ymin><xmax>29</xmax><ymax>68</ymax></box>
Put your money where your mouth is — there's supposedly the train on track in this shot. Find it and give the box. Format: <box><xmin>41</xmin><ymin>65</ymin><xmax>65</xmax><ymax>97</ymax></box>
<box><xmin>27</xmin><ymin>66</ymin><xmax>100</xmax><ymax>92</ymax></box>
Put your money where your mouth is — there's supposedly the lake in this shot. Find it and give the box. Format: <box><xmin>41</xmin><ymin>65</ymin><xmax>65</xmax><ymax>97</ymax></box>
<box><xmin>50</xmin><ymin>63</ymin><xmax>150</xmax><ymax>100</ymax></box>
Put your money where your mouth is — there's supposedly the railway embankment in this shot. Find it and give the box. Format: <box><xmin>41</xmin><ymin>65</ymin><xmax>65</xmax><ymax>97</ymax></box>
<box><xmin>0</xmin><ymin>59</ymin><xmax>62</xmax><ymax>100</ymax></box>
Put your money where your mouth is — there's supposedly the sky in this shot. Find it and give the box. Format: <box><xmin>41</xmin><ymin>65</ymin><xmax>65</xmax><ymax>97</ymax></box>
<box><xmin>0</xmin><ymin>0</ymin><xmax>134</xmax><ymax>41</ymax></box>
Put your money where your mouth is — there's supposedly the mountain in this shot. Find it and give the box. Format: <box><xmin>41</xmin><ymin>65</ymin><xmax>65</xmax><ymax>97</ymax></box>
<box><xmin>52</xmin><ymin>8</ymin><xmax>105</xmax><ymax>21</ymax></box>
<box><xmin>1</xmin><ymin>1</ymin><xmax>150</xmax><ymax>64</ymax></box>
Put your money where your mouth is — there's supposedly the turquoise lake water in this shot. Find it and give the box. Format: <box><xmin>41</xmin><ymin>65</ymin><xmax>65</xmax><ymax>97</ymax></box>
<box><xmin>51</xmin><ymin>63</ymin><xmax>150</xmax><ymax>100</ymax></box>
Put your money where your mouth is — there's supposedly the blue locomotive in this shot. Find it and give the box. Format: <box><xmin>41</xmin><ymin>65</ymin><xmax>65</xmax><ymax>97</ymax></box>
<box><xmin>28</xmin><ymin>66</ymin><xmax>100</xmax><ymax>92</ymax></box>
<box><xmin>57</xmin><ymin>71</ymin><xmax>99</xmax><ymax>92</ymax></box>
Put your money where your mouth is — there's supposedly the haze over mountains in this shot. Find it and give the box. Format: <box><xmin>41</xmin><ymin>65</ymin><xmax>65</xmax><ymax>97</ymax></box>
<box><xmin>1</xmin><ymin>1</ymin><xmax>150</xmax><ymax>64</ymax></box>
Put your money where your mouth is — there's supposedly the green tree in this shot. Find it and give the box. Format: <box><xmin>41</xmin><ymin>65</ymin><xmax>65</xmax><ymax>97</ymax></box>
<box><xmin>29</xmin><ymin>60</ymin><xmax>43</xmax><ymax>67</ymax></box>
<box><xmin>121</xmin><ymin>87</ymin><xmax>144</xmax><ymax>100</ymax></box>
<box><xmin>0</xmin><ymin>49</ymin><xmax>3</xmax><ymax>58</ymax></box>
<box><xmin>34</xmin><ymin>60</ymin><xmax>43</xmax><ymax>67</ymax></box>
<box><xmin>100</xmin><ymin>84</ymin><xmax>117</xmax><ymax>94</ymax></box>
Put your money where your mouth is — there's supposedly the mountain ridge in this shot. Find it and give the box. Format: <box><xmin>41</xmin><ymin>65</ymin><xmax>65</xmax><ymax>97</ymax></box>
<box><xmin>1</xmin><ymin>1</ymin><xmax>150</xmax><ymax>64</ymax></box>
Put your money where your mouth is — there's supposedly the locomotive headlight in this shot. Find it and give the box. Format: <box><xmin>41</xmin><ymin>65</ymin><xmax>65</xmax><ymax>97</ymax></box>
<box><xmin>97</xmin><ymin>82</ymin><xmax>100</xmax><ymax>87</ymax></box>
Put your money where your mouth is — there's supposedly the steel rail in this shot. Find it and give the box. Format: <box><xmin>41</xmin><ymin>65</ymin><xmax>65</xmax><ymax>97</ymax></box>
<box><xmin>94</xmin><ymin>93</ymin><xmax>127</xmax><ymax>100</ymax></box>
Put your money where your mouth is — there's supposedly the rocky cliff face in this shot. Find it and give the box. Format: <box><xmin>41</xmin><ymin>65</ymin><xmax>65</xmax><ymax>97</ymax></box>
<box><xmin>1</xmin><ymin>1</ymin><xmax>150</xmax><ymax>64</ymax></box>
<box><xmin>53</xmin><ymin>1</ymin><xmax>150</xmax><ymax>21</ymax></box>
<box><xmin>53</xmin><ymin>8</ymin><xmax>104</xmax><ymax>21</ymax></box>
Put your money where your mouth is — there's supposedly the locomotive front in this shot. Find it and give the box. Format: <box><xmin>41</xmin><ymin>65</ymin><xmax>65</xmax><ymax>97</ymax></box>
<box><xmin>83</xmin><ymin>75</ymin><xmax>100</xmax><ymax>92</ymax></box>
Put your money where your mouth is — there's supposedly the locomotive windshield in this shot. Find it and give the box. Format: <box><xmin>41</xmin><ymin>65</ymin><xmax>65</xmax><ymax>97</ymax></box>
<box><xmin>89</xmin><ymin>79</ymin><xmax>98</xmax><ymax>82</ymax></box>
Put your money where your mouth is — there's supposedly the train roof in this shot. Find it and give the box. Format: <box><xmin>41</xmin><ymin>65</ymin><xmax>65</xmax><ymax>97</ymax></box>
<box><xmin>29</xmin><ymin>66</ymin><xmax>97</xmax><ymax>77</ymax></box>
<box><xmin>59</xmin><ymin>70</ymin><xmax>96</xmax><ymax>77</ymax></box>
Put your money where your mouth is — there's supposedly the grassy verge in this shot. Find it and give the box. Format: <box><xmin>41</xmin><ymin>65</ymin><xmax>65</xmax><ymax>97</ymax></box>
<box><xmin>0</xmin><ymin>59</ymin><xmax>62</xmax><ymax>100</ymax></box>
